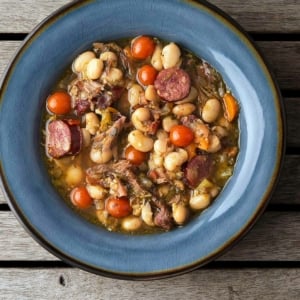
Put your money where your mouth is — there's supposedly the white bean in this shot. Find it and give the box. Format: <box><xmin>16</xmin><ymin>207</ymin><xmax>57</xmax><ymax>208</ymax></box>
<box><xmin>202</xmin><ymin>98</ymin><xmax>221</xmax><ymax>123</ymax></box>
<box><xmin>86</xmin><ymin>184</ymin><xmax>107</xmax><ymax>200</ymax></box>
<box><xmin>122</xmin><ymin>216</ymin><xmax>142</xmax><ymax>231</ymax></box>
<box><xmin>156</xmin><ymin>129</ymin><xmax>168</xmax><ymax>140</ymax></box>
<box><xmin>86</xmin><ymin>58</ymin><xmax>104</xmax><ymax>80</ymax></box>
<box><xmin>153</xmin><ymin>153</ymin><xmax>164</xmax><ymax>167</ymax></box>
<box><xmin>73</xmin><ymin>51</ymin><xmax>95</xmax><ymax>73</ymax></box>
<box><xmin>207</xmin><ymin>135</ymin><xmax>221</xmax><ymax>153</ymax></box>
<box><xmin>189</xmin><ymin>193</ymin><xmax>211</xmax><ymax>210</ymax></box>
<box><xmin>212</xmin><ymin>125</ymin><xmax>228</xmax><ymax>138</ymax></box>
<box><xmin>104</xmin><ymin>67</ymin><xmax>123</xmax><ymax>84</ymax></box>
<box><xmin>172</xmin><ymin>103</ymin><xmax>196</xmax><ymax>117</ymax></box>
<box><xmin>85</xmin><ymin>112</ymin><xmax>99</xmax><ymax>135</ymax></box>
<box><xmin>128</xmin><ymin>130</ymin><xmax>154</xmax><ymax>152</ymax></box>
<box><xmin>131</xmin><ymin>107</ymin><xmax>151</xmax><ymax>132</ymax></box>
<box><xmin>172</xmin><ymin>204</ymin><xmax>189</xmax><ymax>225</ymax></box>
<box><xmin>90</xmin><ymin>147</ymin><xmax>113</xmax><ymax>164</ymax></box>
<box><xmin>164</xmin><ymin>149</ymin><xmax>188</xmax><ymax>171</ymax></box>
<box><xmin>145</xmin><ymin>85</ymin><xmax>160</xmax><ymax>101</ymax></box>
<box><xmin>162</xmin><ymin>116</ymin><xmax>179</xmax><ymax>132</ymax></box>
<box><xmin>151</xmin><ymin>44</ymin><xmax>163</xmax><ymax>71</ymax></box>
<box><xmin>141</xmin><ymin>202</ymin><xmax>154</xmax><ymax>226</ymax></box>
<box><xmin>154</xmin><ymin>139</ymin><xmax>168</xmax><ymax>154</ymax></box>
<box><xmin>175</xmin><ymin>86</ymin><xmax>198</xmax><ymax>104</ymax></box>
<box><xmin>161</xmin><ymin>42</ymin><xmax>181</xmax><ymax>69</ymax></box>
<box><xmin>100</xmin><ymin>51</ymin><xmax>118</xmax><ymax>67</ymax></box>
<box><xmin>81</xmin><ymin>128</ymin><xmax>91</xmax><ymax>147</ymax></box>
<box><xmin>65</xmin><ymin>165</ymin><xmax>84</xmax><ymax>186</ymax></box>
<box><xmin>128</xmin><ymin>84</ymin><xmax>144</xmax><ymax>107</ymax></box>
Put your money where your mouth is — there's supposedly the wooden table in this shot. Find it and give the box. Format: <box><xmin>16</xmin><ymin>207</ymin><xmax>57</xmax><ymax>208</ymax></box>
<box><xmin>0</xmin><ymin>1</ymin><xmax>299</xmax><ymax>298</ymax></box>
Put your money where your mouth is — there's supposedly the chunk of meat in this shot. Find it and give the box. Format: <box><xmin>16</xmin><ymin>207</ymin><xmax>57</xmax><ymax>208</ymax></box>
<box><xmin>73</xmin><ymin>99</ymin><xmax>90</xmax><ymax>116</ymax></box>
<box><xmin>86</xmin><ymin>160</ymin><xmax>150</xmax><ymax>197</ymax></box>
<box><xmin>154</xmin><ymin>67</ymin><xmax>191</xmax><ymax>102</ymax></box>
<box><xmin>91</xmin><ymin>116</ymin><xmax>126</xmax><ymax>163</ymax></box>
<box><xmin>153</xmin><ymin>202</ymin><xmax>173</xmax><ymax>231</ymax></box>
<box><xmin>93</xmin><ymin>86</ymin><xmax>125</xmax><ymax>110</ymax></box>
<box><xmin>68</xmin><ymin>78</ymin><xmax>103</xmax><ymax>114</ymax></box>
<box><xmin>184</xmin><ymin>155</ymin><xmax>212</xmax><ymax>188</ymax></box>
<box><xmin>46</xmin><ymin>120</ymin><xmax>82</xmax><ymax>158</ymax></box>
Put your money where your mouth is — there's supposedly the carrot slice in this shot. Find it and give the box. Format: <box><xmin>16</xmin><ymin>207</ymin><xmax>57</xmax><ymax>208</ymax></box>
<box><xmin>223</xmin><ymin>93</ymin><xmax>239</xmax><ymax>122</ymax></box>
<box><xmin>185</xmin><ymin>143</ymin><xmax>197</xmax><ymax>160</ymax></box>
<box><xmin>196</xmin><ymin>136</ymin><xmax>210</xmax><ymax>151</ymax></box>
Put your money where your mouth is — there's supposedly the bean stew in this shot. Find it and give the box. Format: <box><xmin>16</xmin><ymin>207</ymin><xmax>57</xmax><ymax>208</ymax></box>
<box><xmin>43</xmin><ymin>36</ymin><xmax>239</xmax><ymax>234</ymax></box>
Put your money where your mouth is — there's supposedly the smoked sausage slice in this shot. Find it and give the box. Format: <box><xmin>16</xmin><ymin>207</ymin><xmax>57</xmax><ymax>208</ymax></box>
<box><xmin>154</xmin><ymin>67</ymin><xmax>191</xmax><ymax>102</ymax></box>
<box><xmin>184</xmin><ymin>155</ymin><xmax>212</xmax><ymax>188</ymax></box>
<box><xmin>46</xmin><ymin>119</ymin><xmax>82</xmax><ymax>158</ymax></box>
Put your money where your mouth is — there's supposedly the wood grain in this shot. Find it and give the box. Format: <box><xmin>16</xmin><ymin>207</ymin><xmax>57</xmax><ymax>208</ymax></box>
<box><xmin>257</xmin><ymin>42</ymin><xmax>300</xmax><ymax>90</ymax></box>
<box><xmin>210</xmin><ymin>0</ymin><xmax>300</xmax><ymax>33</ymax></box>
<box><xmin>0</xmin><ymin>268</ymin><xmax>300</xmax><ymax>299</ymax></box>
<box><xmin>0</xmin><ymin>0</ymin><xmax>299</xmax><ymax>33</ymax></box>
<box><xmin>0</xmin><ymin>0</ymin><xmax>72</xmax><ymax>33</ymax></box>
<box><xmin>1</xmin><ymin>211</ymin><xmax>300</xmax><ymax>261</ymax></box>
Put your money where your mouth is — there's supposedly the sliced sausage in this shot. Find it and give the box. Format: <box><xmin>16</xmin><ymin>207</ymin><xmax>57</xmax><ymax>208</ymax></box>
<box><xmin>46</xmin><ymin>119</ymin><xmax>82</xmax><ymax>158</ymax></box>
<box><xmin>184</xmin><ymin>155</ymin><xmax>212</xmax><ymax>188</ymax></box>
<box><xmin>154</xmin><ymin>67</ymin><xmax>191</xmax><ymax>102</ymax></box>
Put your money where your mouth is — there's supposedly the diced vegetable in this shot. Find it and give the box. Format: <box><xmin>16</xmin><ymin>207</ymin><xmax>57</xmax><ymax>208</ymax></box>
<box><xmin>223</xmin><ymin>92</ymin><xmax>239</xmax><ymax>122</ymax></box>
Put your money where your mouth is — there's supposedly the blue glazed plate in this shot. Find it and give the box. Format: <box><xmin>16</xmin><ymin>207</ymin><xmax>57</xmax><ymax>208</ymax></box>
<box><xmin>0</xmin><ymin>0</ymin><xmax>285</xmax><ymax>279</ymax></box>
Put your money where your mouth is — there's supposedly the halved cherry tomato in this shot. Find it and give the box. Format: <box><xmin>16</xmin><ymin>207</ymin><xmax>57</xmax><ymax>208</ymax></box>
<box><xmin>137</xmin><ymin>65</ymin><xmax>158</xmax><ymax>86</ymax></box>
<box><xmin>170</xmin><ymin>125</ymin><xmax>195</xmax><ymax>147</ymax></box>
<box><xmin>47</xmin><ymin>91</ymin><xmax>72</xmax><ymax>115</ymax></box>
<box><xmin>125</xmin><ymin>145</ymin><xmax>148</xmax><ymax>165</ymax></box>
<box><xmin>70</xmin><ymin>186</ymin><xmax>92</xmax><ymax>209</ymax></box>
<box><xmin>106</xmin><ymin>197</ymin><xmax>132</xmax><ymax>218</ymax></box>
<box><xmin>131</xmin><ymin>36</ymin><xmax>155</xmax><ymax>60</ymax></box>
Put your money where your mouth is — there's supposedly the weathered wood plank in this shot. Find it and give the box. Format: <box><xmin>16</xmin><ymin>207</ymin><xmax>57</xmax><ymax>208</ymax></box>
<box><xmin>286</xmin><ymin>99</ymin><xmax>300</xmax><ymax>148</ymax></box>
<box><xmin>1</xmin><ymin>40</ymin><xmax>300</xmax><ymax>90</ymax></box>
<box><xmin>0</xmin><ymin>211</ymin><xmax>299</xmax><ymax>261</ymax></box>
<box><xmin>272</xmin><ymin>155</ymin><xmax>300</xmax><ymax>205</ymax></box>
<box><xmin>0</xmin><ymin>1</ymin><xmax>72</xmax><ymax>33</ymax></box>
<box><xmin>210</xmin><ymin>0</ymin><xmax>300</xmax><ymax>33</ymax></box>
<box><xmin>0</xmin><ymin>268</ymin><xmax>300</xmax><ymax>299</ymax></box>
<box><xmin>257</xmin><ymin>42</ymin><xmax>300</xmax><ymax>91</ymax></box>
<box><xmin>0</xmin><ymin>0</ymin><xmax>299</xmax><ymax>33</ymax></box>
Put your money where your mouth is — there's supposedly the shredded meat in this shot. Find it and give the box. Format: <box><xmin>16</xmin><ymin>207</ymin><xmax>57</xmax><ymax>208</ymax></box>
<box><xmin>153</xmin><ymin>202</ymin><xmax>173</xmax><ymax>230</ymax></box>
<box><xmin>86</xmin><ymin>160</ymin><xmax>149</xmax><ymax>197</ymax></box>
<box><xmin>93</xmin><ymin>86</ymin><xmax>124</xmax><ymax>110</ymax></box>
<box><xmin>91</xmin><ymin>116</ymin><xmax>126</xmax><ymax>161</ymax></box>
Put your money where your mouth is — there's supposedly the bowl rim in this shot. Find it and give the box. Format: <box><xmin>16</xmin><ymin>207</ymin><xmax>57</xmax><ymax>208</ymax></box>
<box><xmin>0</xmin><ymin>0</ymin><xmax>286</xmax><ymax>280</ymax></box>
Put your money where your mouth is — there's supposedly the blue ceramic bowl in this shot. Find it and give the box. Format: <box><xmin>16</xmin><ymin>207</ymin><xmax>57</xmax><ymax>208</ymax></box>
<box><xmin>0</xmin><ymin>0</ymin><xmax>285</xmax><ymax>279</ymax></box>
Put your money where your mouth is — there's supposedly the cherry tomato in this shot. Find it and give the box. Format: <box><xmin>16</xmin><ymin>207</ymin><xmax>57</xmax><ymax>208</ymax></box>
<box><xmin>170</xmin><ymin>125</ymin><xmax>195</xmax><ymax>147</ymax></box>
<box><xmin>131</xmin><ymin>36</ymin><xmax>155</xmax><ymax>60</ymax></box>
<box><xmin>106</xmin><ymin>197</ymin><xmax>132</xmax><ymax>218</ymax></box>
<box><xmin>70</xmin><ymin>186</ymin><xmax>92</xmax><ymax>209</ymax></box>
<box><xmin>47</xmin><ymin>91</ymin><xmax>72</xmax><ymax>115</ymax></box>
<box><xmin>125</xmin><ymin>145</ymin><xmax>148</xmax><ymax>165</ymax></box>
<box><xmin>137</xmin><ymin>65</ymin><xmax>158</xmax><ymax>86</ymax></box>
